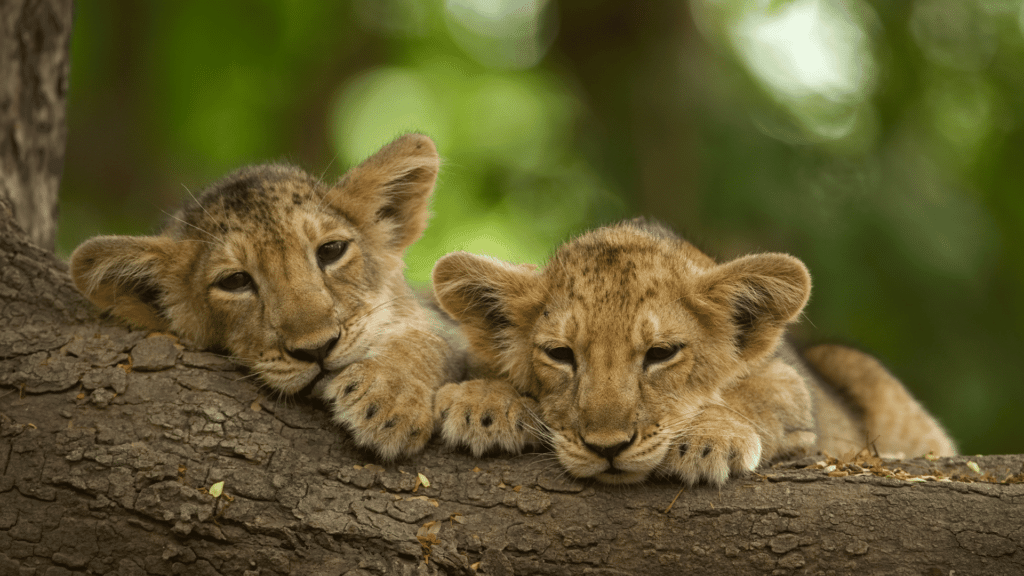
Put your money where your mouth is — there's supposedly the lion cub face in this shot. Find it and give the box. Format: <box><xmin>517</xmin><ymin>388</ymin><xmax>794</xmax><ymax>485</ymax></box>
<box><xmin>433</xmin><ymin>221</ymin><xmax>810</xmax><ymax>483</ymax></box>
<box><xmin>71</xmin><ymin>134</ymin><xmax>439</xmax><ymax>396</ymax></box>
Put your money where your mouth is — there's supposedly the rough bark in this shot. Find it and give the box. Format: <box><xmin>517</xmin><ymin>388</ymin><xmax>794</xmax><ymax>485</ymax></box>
<box><xmin>1</xmin><ymin>200</ymin><xmax>1023</xmax><ymax>576</ymax></box>
<box><xmin>0</xmin><ymin>0</ymin><xmax>73</xmax><ymax>252</ymax></box>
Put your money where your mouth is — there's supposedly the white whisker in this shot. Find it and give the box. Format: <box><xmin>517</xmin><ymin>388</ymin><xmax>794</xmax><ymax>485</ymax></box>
<box><xmin>160</xmin><ymin>210</ymin><xmax>220</xmax><ymax>244</ymax></box>
<box><xmin>181</xmin><ymin>183</ymin><xmax>216</xmax><ymax>223</ymax></box>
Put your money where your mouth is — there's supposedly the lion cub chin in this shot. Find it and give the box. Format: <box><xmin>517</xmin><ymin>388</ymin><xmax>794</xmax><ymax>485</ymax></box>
<box><xmin>431</xmin><ymin>219</ymin><xmax>955</xmax><ymax>486</ymax></box>
<box><xmin>70</xmin><ymin>134</ymin><xmax>464</xmax><ymax>460</ymax></box>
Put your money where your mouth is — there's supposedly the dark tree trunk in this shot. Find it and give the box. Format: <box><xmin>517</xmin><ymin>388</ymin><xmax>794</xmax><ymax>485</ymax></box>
<box><xmin>0</xmin><ymin>0</ymin><xmax>72</xmax><ymax>252</ymax></box>
<box><xmin>2</xmin><ymin>2</ymin><xmax>1023</xmax><ymax>575</ymax></box>
<box><xmin>552</xmin><ymin>1</ymin><xmax>702</xmax><ymax>228</ymax></box>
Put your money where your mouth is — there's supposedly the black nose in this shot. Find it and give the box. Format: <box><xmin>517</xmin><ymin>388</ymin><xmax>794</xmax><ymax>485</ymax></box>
<box><xmin>286</xmin><ymin>336</ymin><xmax>339</xmax><ymax>364</ymax></box>
<box><xmin>583</xmin><ymin>432</ymin><xmax>638</xmax><ymax>461</ymax></box>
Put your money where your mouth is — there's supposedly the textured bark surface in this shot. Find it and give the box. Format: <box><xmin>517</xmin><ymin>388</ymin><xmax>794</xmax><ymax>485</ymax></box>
<box><xmin>0</xmin><ymin>0</ymin><xmax>73</xmax><ymax>252</ymax></box>
<box><xmin>2</xmin><ymin>198</ymin><xmax>1024</xmax><ymax>576</ymax></box>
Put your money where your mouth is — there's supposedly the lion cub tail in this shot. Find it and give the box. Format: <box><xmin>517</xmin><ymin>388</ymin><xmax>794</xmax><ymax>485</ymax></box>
<box><xmin>802</xmin><ymin>344</ymin><xmax>957</xmax><ymax>458</ymax></box>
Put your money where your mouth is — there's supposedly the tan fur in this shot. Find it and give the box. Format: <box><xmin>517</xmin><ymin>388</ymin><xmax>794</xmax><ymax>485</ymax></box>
<box><xmin>70</xmin><ymin>134</ymin><xmax>464</xmax><ymax>460</ymax></box>
<box><xmin>802</xmin><ymin>344</ymin><xmax>956</xmax><ymax>458</ymax></box>
<box><xmin>432</xmin><ymin>220</ymin><xmax>955</xmax><ymax>486</ymax></box>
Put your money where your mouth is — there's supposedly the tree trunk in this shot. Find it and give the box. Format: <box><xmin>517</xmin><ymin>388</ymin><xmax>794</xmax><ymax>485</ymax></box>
<box><xmin>0</xmin><ymin>0</ymin><xmax>73</xmax><ymax>252</ymax></box>
<box><xmin>1</xmin><ymin>200</ymin><xmax>1022</xmax><ymax>576</ymax></box>
<box><xmin>552</xmin><ymin>0</ymin><xmax>702</xmax><ymax>228</ymax></box>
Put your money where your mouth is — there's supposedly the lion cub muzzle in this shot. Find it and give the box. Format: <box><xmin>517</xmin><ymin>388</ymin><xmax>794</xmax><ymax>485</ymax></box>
<box><xmin>285</xmin><ymin>335</ymin><xmax>340</xmax><ymax>365</ymax></box>
<box><xmin>575</xmin><ymin>360</ymin><xmax>642</xmax><ymax>460</ymax></box>
<box><xmin>263</xmin><ymin>254</ymin><xmax>343</xmax><ymax>366</ymax></box>
<box><xmin>581</xmin><ymin>430</ymin><xmax>638</xmax><ymax>461</ymax></box>
<box><xmin>576</xmin><ymin>401</ymin><xmax>640</xmax><ymax>462</ymax></box>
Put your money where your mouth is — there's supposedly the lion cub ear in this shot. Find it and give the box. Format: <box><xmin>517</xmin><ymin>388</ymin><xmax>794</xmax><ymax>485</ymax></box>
<box><xmin>699</xmin><ymin>253</ymin><xmax>811</xmax><ymax>361</ymax></box>
<box><xmin>69</xmin><ymin>235</ymin><xmax>176</xmax><ymax>331</ymax></box>
<box><xmin>432</xmin><ymin>252</ymin><xmax>540</xmax><ymax>356</ymax></box>
<box><xmin>329</xmin><ymin>133</ymin><xmax>439</xmax><ymax>252</ymax></box>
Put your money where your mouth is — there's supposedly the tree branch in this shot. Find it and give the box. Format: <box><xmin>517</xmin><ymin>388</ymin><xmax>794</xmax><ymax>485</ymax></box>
<box><xmin>1</xmin><ymin>199</ymin><xmax>1023</xmax><ymax>576</ymax></box>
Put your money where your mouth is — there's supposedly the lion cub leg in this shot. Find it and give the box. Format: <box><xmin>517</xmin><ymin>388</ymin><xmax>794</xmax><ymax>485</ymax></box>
<box><xmin>434</xmin><ymin>379</ymin><xmax>542</xmax><ymax>456</ymax></box>
<box><xmin>803</xmin><ymin>344</ymin><xmax>956</xmax><ymax>458</ymax></box>
<box><xmin>661</xmin><ymin>359</ymin><xmax>817</xmax><ymax>486</ymax></box>
<box><xmin>319</xmin><ymin>328</ymin><xmax>455</xmax><ymax>460</ymax></box>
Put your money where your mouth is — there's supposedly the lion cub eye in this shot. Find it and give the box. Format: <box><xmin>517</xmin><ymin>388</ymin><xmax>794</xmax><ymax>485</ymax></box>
<box><xmin>644</xmin><ymin>344</ymin><xmax>681</xmax><ymax>368</ymax></box>
<box><xmin>316</xmin><ymin>241</ymin><xmax>349</xmax><ymax>268</ymax></box>
<box><xmin>543</xmin><ymin>346</ymin><xmax>576</xmax><ymax>367</ymax></box>
<box><xmin>215</xmin><ymin>271</ymin><xmax>254</xmax><ymax>293</ymax></box>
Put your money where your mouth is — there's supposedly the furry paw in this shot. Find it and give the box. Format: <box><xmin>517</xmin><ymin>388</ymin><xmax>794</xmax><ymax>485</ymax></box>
<box><xmin>319</xmin><ymin>359</ymin><xmax>437</xmax><ymax>460</ymax></box>
<box><xmin>435</xmin><ymin>379</ymin><xmax>540</xmax><ymax>456</ymax></box>
<box><xmin>661</xmin><ymin>406</ymin><xmax>763</xmax><ymax>486</ymax></box>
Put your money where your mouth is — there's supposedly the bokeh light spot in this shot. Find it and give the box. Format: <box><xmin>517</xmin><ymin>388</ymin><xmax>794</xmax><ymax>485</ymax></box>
<box><xmin>444</xmin><ymin>0</ymin><xmax>555</xmax><ymax>69</ymax></box>
<box><xmin>332</xmin><ymin>67</ymin><xmax>451</xmax><ymax>166</ymax></box>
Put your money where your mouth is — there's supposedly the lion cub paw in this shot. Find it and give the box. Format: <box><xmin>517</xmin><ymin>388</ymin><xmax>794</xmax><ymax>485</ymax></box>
<box><xmin>435</xmin><ymin>379</ymin><xmax>540</xmax><ymax>456</ymax></box>
<box><xmin>320</xmin><ymin>359</ymin><xmax>437</xmax><ymax>460</ymax></box>
<box><xmin>662</xmin><ymin>406</ymin><xmax>763</xmax><ymax>487</ymax></box>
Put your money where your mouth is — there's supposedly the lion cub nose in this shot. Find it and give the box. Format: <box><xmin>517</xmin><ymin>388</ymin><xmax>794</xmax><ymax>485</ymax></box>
<box><xmin>582</xmin><ymin>431</ymin><xmax>638</xmax><ymax>461</ymax></box>
<box><xmin>286</xmin><ymin>336</ymin><xmax>339</xmax><ymax>364</ymax></box>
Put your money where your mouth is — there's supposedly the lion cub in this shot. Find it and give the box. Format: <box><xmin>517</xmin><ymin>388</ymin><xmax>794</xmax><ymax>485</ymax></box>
<box><xmin>71</xmin><ymin>134</ymin><xmax>464</xmax><ymax>459</ymax></box>
<box><xmin>432</xmin><ymin>220</ymin><xmax>955</xmax><ymax>486</ymax></box>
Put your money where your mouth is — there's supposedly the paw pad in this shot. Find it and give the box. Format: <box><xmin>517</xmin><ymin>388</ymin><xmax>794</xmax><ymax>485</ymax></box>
<box><xmin>434</xmin><ymin>379</ymin><xmax>540</xmax><ymax>457</ymax></box>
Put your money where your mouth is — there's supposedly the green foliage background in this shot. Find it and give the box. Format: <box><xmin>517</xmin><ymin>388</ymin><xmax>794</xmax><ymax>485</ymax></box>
<box><xmin>58</xmin><ymin>1</ymin><xmax>1024</xmax><ymax>455</ymax></box>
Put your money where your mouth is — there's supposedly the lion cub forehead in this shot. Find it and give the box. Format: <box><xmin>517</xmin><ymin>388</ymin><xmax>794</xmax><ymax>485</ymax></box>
<box><xmin>532</xmin><ymin>223</ymin><xmax>713</xmax><ymax>341</ymax></box>
<box><xmin>176</xmin><ymin>164</ymin><xmax>336</xmax><ymax>237</ymax></box>
<box><xmin>544</xmin><ymin>222</ymin><xmax>714</xmax><ymax>296</ymax></box>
